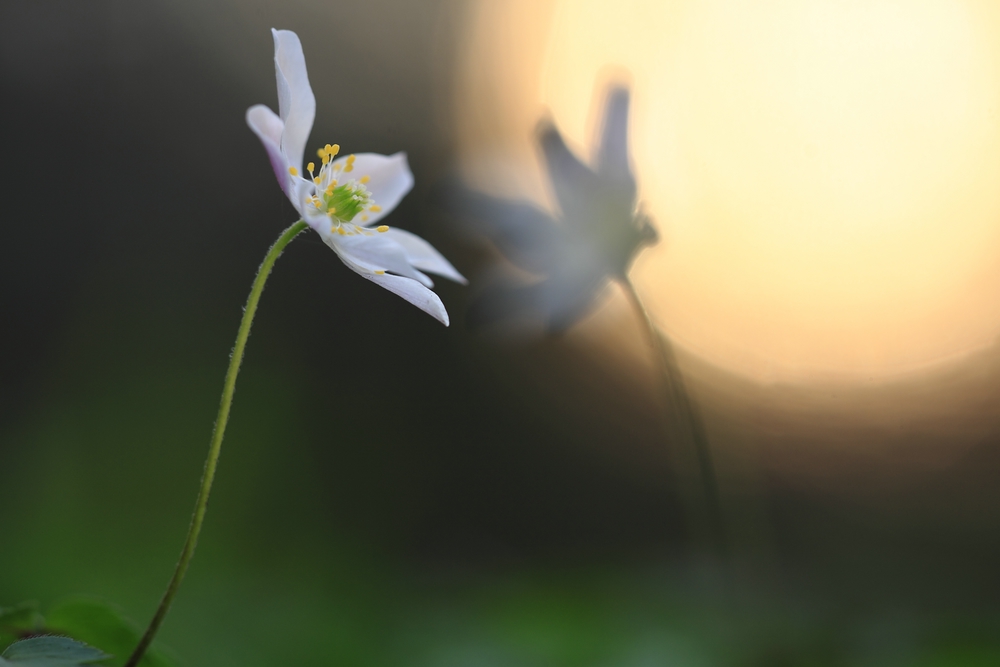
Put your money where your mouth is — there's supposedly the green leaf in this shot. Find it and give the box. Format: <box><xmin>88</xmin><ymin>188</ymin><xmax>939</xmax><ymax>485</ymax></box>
<box><xmin>44</xmin><ymin>600</ymin><xmax>172</xmax><ymax>667</ymax></box>
<box><xmin>0</xmin><ymin>636</ymin><xmax>108</xmax><ymax>667</ymax></box>
<box><xmin>0</xmin><ymin>605</ymin><xmax>43</xmax><ymax>632</ymax></box>
<box><xmin>0</xmin><ymin>603</ymin><xmax>45</xmax><ymax>653</ymax></box>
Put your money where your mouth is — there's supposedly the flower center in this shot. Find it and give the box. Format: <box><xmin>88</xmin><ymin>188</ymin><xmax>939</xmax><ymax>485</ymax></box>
<box><xmin>324</xmin><ymin>180</ymin><xmax>370</xmax><ymax>222</ymax></box>
<box><xmin>296</xmin><ymin>143</ymin><xmax>386</xmax><ymax>228</ymax></box>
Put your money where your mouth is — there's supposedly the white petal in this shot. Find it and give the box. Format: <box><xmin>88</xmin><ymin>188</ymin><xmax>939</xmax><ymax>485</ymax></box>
<box><xmin>413</xmin><ymin>269</ymin><xmax>435</xmax><ymax>288</ymax></box>
<box><xmin>246</xmin><ymin>105</ymin><xmax>294</xmax><ymax>199</ymax></box>
<box><xmin>272</xmin><ymin>29</ymin><xmax>315</xmax><ymax>175</ymax></box>
<box><xmin>596</xmin><ymin>86</ymin><xmax>633</xmax><ymax>183</ymax></box>
<box><xmin>300</xmin><ymin>206</ymin><xmax>330</xmax><ymax>233</ymax></box>
<box><xmin>246</xmin><ymin>104</ymin><xmax>283</xmax><ymax>147</ymax></box>
<box><xmin>333</xmin><ymin>152</ymin><xmax>413</xmax><ymax>225</ymax></box>
<box><xmin>360</xmin><ymin>272</ymin><xmax>450</xmax><ymax>325</ymax></box>
<box><xmin>381</xmin><ymin>227</ymin><xmax>467</xmax><ymax>284</ymax></box>
<box><xmin>290</xmin><ymin>177</ymin><xmax>317</xmax><ymax>220</ymax></box>
<box><xmin>322</xmin><ymin>228</ymin><xmax>430</xmax><ymax>285</ymax></box>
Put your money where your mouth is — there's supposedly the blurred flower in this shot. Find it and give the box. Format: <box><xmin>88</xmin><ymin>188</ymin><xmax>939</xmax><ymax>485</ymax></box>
<box><xmin>460</xmin><ymin>85</ymin><xmax>657</xmax><ymax>332</ymax></box>
<box><xmin>247</xmin><ymin>29</ymin><xmax>465</xmax><ymax>325</ymax></box>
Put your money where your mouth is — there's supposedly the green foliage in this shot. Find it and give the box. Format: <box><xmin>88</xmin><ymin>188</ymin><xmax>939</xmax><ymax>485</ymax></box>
<box><xmin>0</xmin><ymin>604</ymin><xmax>44</xmax><ymax>653</ymax></box>
<box><xmin>0</xmin><ymin>605</ymin><xmax>44</xmax><ymax>632</ymax></box>
<box><xmin>0</xmin><ymin>602</ymin><xmax>170</xmax><ymax>667</ymax></box>
<box><xmin>0</xmin><ymin>637</ymin><xmax>107</xmax><ymax>667</ymax></box>
<box><xmin>45</xmin><ymin>600</ymin><xmax>172</xmax><ymax>667</ymax></box>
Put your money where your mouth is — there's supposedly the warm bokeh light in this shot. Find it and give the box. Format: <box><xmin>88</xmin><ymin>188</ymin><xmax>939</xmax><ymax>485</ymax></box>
<box><xmin>458</xmin><ymin>0</ymin><xmax>1000</xmax><ymax>382</ymax></box>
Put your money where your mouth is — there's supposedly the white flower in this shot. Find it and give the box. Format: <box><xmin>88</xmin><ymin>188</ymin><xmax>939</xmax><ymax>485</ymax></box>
<box><xmin>460</xmin><ymin>85</ymin><xmax>656</xmax><ymax>332</ymax></box>
<box><xmin>246</xmin><ymin>29</ymin><xmax>465</xmax><ymax>325</ymax></box>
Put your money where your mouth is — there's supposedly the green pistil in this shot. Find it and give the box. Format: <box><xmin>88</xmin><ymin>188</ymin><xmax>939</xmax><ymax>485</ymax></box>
<box><xmin>324</xmin><ymin>183</ymin><xmax>368</xmax><ymax>222</ymax></box>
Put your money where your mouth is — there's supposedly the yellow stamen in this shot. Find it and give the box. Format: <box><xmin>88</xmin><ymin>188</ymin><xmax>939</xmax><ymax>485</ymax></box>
<box><xmin>288</xmin><ymin>166</ymin><xmax>298</xmax><ymax>176</ymax></box>
<box><xmin>329</xmin><ymin>144</ymin><xmax>340</xmax><ymax>157</ymax></box>
<box><xmin>376</xmin><ymin>225</ymin><xmax>389</xmax><ymax>233</ymax></box>
<box><xmin>369</xmin><ymin>205</ymin><xmax>382</xmax><ymax>212</ymax></box>
<box><xmin>337</xmin><ymin>226</ymin><xmax>346</xmax><ymax>235</ymax></box>
<box><xmin>307</xmin><ymin>162</ymin><xmax>315</xmax><ymax>173</ymax></box>
<box><xmin>321</xmin><ymin>154</ymin><xmax>330</xmax><ymax>165</ymax></box>
<box><xmin>313</xmin><ymin>177</ymin><xmax>321</xmax><ymax>184</ymax></box>
<box><xmin>359</xmin><ymin>175</ymin><xmax>370</xmax><ymax>184</ymax></box>
<box><xmin>362</xmin><ymin>215</ymin><xmax>369</xmax><ymax>222</ymax></box>
<box><xmin>375</xmin><ymin>270</ymin><xmax>385</xmax><ymax>275</ymax></box>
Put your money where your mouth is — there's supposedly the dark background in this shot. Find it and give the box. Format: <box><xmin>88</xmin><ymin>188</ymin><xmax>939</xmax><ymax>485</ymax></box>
<box><xmin>2</xmin><ymin>1</ymin><xmax>1000</xmax><ymax>665</ymax></box>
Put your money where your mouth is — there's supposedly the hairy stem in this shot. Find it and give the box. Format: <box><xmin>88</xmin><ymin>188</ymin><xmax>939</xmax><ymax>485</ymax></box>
<box><xmin>125</xmin><ymin>220</ymin><xmax>308</xmax><ymax>667</ymax></box>
<box><xmin>619</xmin><ymin>274</ymin><xmax>728</xmax><ymax>563</ymax></box>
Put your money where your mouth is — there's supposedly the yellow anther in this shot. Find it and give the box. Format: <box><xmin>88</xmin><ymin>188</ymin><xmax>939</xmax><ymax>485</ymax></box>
<box><xmin>359</xmin><ymin>175</ymin><xmax>370</xmax><ymax>184</ymax></box>
<box><xmin>288</xmin><ymin>166</ymin><xmax>299</xmax><ymax>176</ymax></box>
<box><xmin>362</xmin><ymin>215</ymin><xmax>369</xmax><ymax>222</ymax></box>
<box><xmin>337</xmin><ymin>226</ymin><xmax>346</xmax><ymax>235</ymax></box>
<box><xmin>317</xmin><ymin>148</ymin><xmax>327</xmax><ymax>158</ymax></box>
<box><xmin>328</xmin><ymin>207</ymin><xmax>337</xmax><ymax>214</ymax></box>
<box><xmin>375</xmin><ymin>270</ymin><xmax>385</xmax><ymax>275</ymax></box>
<box><xmin>369</xmin><ymin>205</ymin><xmax>382</xmax><ymax>212</ymax></box>
<box><xmin>313</xmin><ymin>177</ymin><xmax>321</xmax><ymax>184</ymax></box>
<box><xmin>333</xmin><ymin>163</ymin><xmax>342</xmax><ymax>172</ymax></box>
<box><xmin>343</xmin><ymin>165</ymin><xmax>353</xmax><ymax>173</ymax></box>
<box><xmin>307</xmin><ymin>162</ymin><xmax>315</xmax><ymax>173</ymax></box>
<box><xmin>376</xmin><ymin>225</ymin><xmax>389</xmax><ymax>233</ymax></box>
<box><xmin>329</xmin><ymin>144</ymin><xmax>340</xmax><ymax>157</ymax></box>
<box><xmin>321</xmin><ymin>154</ymin><xmax>330</xmax><ymax>165</ymax></box>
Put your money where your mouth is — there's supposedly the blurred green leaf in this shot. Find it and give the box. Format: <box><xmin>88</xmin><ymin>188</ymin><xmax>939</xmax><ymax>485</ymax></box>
<box><xmin>0</xmin><ymin>604</ymin><xmax>43</xmax><ymax>631</ymax></box>
<box><xmin>0</xmin><ymin>636</ymin><xmax>108</xmax><ymax>667</ymax></box>
<box><xmin>44</xmin><ymin>600</ymin><xmax>171</xmax><ymax>667</ymax></box>
<box><xmin>0</xmin><ymin>603</ymin><xmax>45</xmax><ymax>653</ymax></box>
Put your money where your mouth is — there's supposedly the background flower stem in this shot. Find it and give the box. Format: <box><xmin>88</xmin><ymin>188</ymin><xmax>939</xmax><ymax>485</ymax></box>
<box><xmin>619</xmin><ymin>275</ymin><xmax>729</xmax><ymax>567</ymax></box>
<box><xmin>124</xmin><ymin>219</ymin><xmax>309</xmax><ymax>667</ymax></box>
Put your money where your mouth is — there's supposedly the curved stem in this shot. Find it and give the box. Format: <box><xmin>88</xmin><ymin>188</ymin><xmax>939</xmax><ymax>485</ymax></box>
<box><xmin>125</xmin><ymin>220</ymin><xmax>308</xmax><ymax>667</ymax></box>
<box><xmin>619</xmin><ymin>274</ymin><xmax>728</xmax><ymax>563</ymax></box>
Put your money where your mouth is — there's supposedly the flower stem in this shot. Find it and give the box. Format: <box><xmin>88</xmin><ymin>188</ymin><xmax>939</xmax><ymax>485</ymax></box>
<box><xmin>125</xmin><ymin>220</ymin><xmax>308</xmax><ymax>667</ymax></box>
<box><xmin>619</xmin><ymin>275</ymin><xmax>728</xmax><ymax>564</ymax></box>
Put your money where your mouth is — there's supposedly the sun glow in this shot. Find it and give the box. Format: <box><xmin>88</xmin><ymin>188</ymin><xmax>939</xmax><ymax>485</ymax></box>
<box><xmin>458</xmin><ymin>0</ymin><xmax>1000</xmax><ymax>381</ymax></box>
